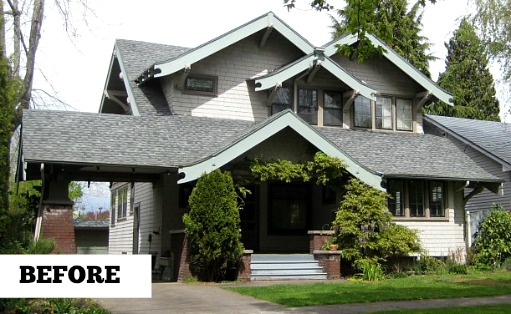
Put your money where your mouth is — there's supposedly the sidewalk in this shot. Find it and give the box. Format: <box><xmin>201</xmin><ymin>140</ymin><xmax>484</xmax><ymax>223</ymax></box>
<box><xmin>98</xmin><ymin>282</ymin><xmax>511</xmax><ymax>314</ymax></box>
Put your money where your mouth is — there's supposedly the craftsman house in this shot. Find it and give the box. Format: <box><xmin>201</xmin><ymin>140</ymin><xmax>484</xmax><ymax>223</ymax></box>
<box><xmin>19</xmin><ymin>12</ymin><xmax>502</xmax><ymax>280</ymax></box>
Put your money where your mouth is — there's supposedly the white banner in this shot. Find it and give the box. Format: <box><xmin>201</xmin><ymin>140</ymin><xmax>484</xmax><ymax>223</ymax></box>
<box><xmin>0</xmin><ymin>255</ymin><xmax>151</xmax><ymax>298</ymax></box>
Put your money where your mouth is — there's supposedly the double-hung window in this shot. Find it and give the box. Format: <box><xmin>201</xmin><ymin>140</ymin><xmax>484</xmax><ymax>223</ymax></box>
<box><xmin>429</xmin><ymin>181</ymin><xmax>445</xmax><ymax>217</ymax></box>
<box><xmin>323</xmin><ymin>91</ymin><xmax>342</xmax><ymax>126</ymax></box>
<box><xmin>271</xmin><ymin>87</ymin><xmax>292</xmax><ymax>115</ymax></box>
<box><xmin>396</xmin><ymin>99</ymin><xmax>413</xmax><ymax>131</ymax></box>
<box><xmin>297</xmin><ymin>88</ymin><xmax>318</xmax><ymax>124</ymax></box>
<box><xmin>409</xmin><ymin>180</ymin><xmax>425</xmax><ymax>217</ymax></box>
<box><xmin>353</xmin><ymin>96</ymin><xmax>372</xmax><ymax>128</ymax></box>
<box><xmin>117</xmin><ymin>186</ymin><xmax>129</xmax><ymax>220</ymax></box>
<box><xmin>376</xmin><ymin>97</ymin><xmax>393</xmax><ymax>129</ymax></box>
<box><xmin>388</xmin><ymin>180</ymin><xmax>404</xmax><ymax>216</ymax></box>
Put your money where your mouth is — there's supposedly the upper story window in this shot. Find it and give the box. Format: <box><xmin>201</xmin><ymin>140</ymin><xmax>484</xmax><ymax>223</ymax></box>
<box><xmin>353</xmin><ymin>96</ymin><xmax>372</xmax><ymax>128</ymax></box>
<box><xmin>271</xmin><ymin>87</ymin><xmax>292</xmax><ymax>115</ymax></box>
<box><xmin>376</xmin><ymin>97</ymin><xmax>393</xmax><ymax>130</ymax></box>
<box><xmin>185</xmin><ymin>75</ymin><xmax>217</xmax><ymax>95</ymax></box>
<box><xmin>387</xmin><ymin>179</ymin><xmax>447</xmax><ymax>219</ymax></box>
<box><xmin>323</xmin><ymin>91</ymin><xmax>342</xmax><ymax>126</ymax></box>
<box><xmin>297</xmin><ymin>88</ymin><xmax>318</xmax><ymax>125</ymax></box>
<box><xmin>396</xmin><ymin>99</ymin><xmax>413</xmax><ymax>131</ymax></box>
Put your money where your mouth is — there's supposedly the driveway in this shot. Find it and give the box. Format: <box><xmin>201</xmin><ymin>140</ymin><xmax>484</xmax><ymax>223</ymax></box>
<box><xmin>98</xmin><ymin>282</ymin><xmax>511</xmax><ymax>314</ymax></box>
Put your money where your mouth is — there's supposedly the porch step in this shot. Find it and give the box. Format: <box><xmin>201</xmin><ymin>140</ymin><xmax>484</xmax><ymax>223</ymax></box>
<box><xmin>250</xmin><ymin>254</ymin><xmax>327</xmax><ymax>281</ymax></box>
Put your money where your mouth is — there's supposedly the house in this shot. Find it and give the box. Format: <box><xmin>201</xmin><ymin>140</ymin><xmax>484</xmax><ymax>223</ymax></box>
<box><xmin>74</xmin><ymin>219</ymin><xmax>109</xmax><ymax>254</ymax></box>
<box><xmin>424</xmin><ymin>115</ymin><xmax>511</xmax><ymax>246</ymax></box>
<box><xmin>19</xmin><ymin>12</ymin><xmax>502</xmax><ymax>279</ymax></box>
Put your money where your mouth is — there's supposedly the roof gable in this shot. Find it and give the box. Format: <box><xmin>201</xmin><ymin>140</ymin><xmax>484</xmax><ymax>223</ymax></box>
<box><xmin>254</xmin><ymin>52</ymin><xmax>377</xmax><ymax>100</ymax></box>
<box><xmin>136</xmin><ymin>12</ymin><xmax>315</xmax><ymax>84</ymax></box>
<box><xmin>425</xmin><ymin>115</ymin><xmax>511</xmax><ymax>170</ymax></box>
<box><xmin>323</xmin><ymin>34</ymin><xmax>453</xmax><ymax>105</ymax></box>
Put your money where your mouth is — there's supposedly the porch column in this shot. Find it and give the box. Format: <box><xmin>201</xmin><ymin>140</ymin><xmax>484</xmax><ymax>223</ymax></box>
<box><xmin>40</xmin><ymin>173</ymin><xmax>76</xmax><ymax>254</ymax></box>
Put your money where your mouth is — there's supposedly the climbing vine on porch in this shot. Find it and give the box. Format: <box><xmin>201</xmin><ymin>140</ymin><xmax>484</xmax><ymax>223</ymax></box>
<box><xmin>249</xmin><ymin>152</ymin><xmax>347</xmax><ymax>184</ymax></box>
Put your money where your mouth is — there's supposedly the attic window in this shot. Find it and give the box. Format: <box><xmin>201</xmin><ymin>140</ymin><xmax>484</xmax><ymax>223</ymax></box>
<box><xmin>185</xmin><ymin>75</ymin><xmax>217</xmax><ymax>95</ymax></box>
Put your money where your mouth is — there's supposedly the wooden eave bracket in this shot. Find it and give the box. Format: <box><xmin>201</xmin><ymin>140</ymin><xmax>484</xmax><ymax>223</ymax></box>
<box><xmin>176</xmin><ymin>65</ymin><xmax>192</xmax><ymax>91</ymax></box>
<box><xmin>104</xmin><ymin>90</ymin><xmax>130</xmax><ymax>113</ymax></box>
<box><xmin>260</xmin><ymin>25</ymin><xmax>274</xmax><ymax>48</ymax></box>
<box><xmin>307</xmin><ymin>60</ymin><xmax>322</xmax><ymax>83</ymax></box>
<box><xmin>343</xmin><ymin>90</ymin><xmax>359</xmax><ymax>109</ymax></box>
<box><xmin>266</xmin><ymin>82</ymin><xmax>282</xmax><ymax>107</ymax></box>
<box><xmin>463</xmin><ymin>183</ymin><xmax>484</xmax><ymax>207</ymax></box>
<box><xmin>415</xmin><ymin>90</ymin><xmax>432</xmax><ymax>113</ymax></box>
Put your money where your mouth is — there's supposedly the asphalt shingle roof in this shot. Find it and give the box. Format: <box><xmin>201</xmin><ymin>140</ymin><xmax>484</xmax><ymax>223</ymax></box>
<box><xmin>22</xmin><ymin>110</ymin><xmax>252</xmax><ymax>169</ymax></box>
<box><xmin>115</xmin><ymin>39</ymin><xmax>189</xmax><ymax>116</ymax></box>
<box><xmin>425</xmin><ymin>115</ymin><xmax>511</xmax><ymax>169</ymax></box>
<box><xmin>318</xmin><ymin>127</ymin><xmax>500</xmax><ymax>182</ymax></box>
<box><xmin>22</xmin><ymin>110</ymin><xmax>500</xmax><ymax>183</ymax></box>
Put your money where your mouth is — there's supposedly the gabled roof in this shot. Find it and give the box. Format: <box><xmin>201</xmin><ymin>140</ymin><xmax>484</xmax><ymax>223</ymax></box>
<box><xmin>425</xmin><ymin>115</ymin><xmax>511</xmax><ymax>170</ymax></box>
<box><xmin>323</xmin><ymin>34</ymin><xmax>453</xmax><ymax>105</ymax></box>
<box><xmin>136</xmin><ymin>12</ymin><xmax>315</xmax><ymax>84</ymax></box>
<box><xmin>319</xmin><ymin>127</ymin><xmax>500</xmax><ymax>182</ymax></box>
<box><xmin>21</xmin><ymin>110</ymin><xmax>500</xmax><ymax>189</ymax></box>
<box><xmin>254</xmin><ymin>52</ymin><xmax>377</xmax><ymax>100</ymax></box>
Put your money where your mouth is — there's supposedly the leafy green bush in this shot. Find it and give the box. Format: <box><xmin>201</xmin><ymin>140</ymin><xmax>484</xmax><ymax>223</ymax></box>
<box><xmin>472</xmin><ymin>204</ymin><xmax>511</xmax><ymax>269</ymax></box>
<box><xmin>414</xmin><ymin>255</ymin><xmax>447</xmax><ymax>275</ymax></box>
<box><xmin>332</xmin><ymin>178</ymin><xmax>422</xmax><ymax>268</ymax></box>
<box><xmin>356</xmin><ymin>259</ymin><xmax>385</xmax><ymax>281</ymax></box>
<box><xmin>183</xmin><ymin>169</ymin><xmax>244</xmax><ymax>282</ymax></box>
<box><xmin>26</xmin><ymin>237</ymin><xmax>55</xmax><ymax>254</ymax></box>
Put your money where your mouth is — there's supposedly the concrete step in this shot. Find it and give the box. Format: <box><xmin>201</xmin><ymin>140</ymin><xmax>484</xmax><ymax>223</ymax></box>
<box><xmin>250</xmin><ymin>254</ymin><xmax>327</xmax><ymax>281</ymax></box>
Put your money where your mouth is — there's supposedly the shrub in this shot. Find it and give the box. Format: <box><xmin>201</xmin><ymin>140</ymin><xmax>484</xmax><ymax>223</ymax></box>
<box><xmin>356</xmin><ymin>259</ymin><xmax>385</xmax><ymax>281</ymax></box>
<box><xmin>183</xmin><ymin>170</ymin><xmax>244</xmax><ymax>282</ymax></box>
<box><xmin>414</xmin><ymin>255</ymin><xmax>446</xmax><ymax>275</ymax></box>
<box><xmin>332</xmin><ymin>178</ymin><xmax>422</xmax><ymax>268</ymax></box>
<box><xmin>472</xmin><ymin>204</ymin><xmax>511</xmax><ymax>269</ymax></box>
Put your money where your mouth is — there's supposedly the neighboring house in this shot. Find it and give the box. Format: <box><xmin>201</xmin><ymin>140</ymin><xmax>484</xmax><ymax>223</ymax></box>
<box><xmin>19</xmin><ymin>12</ymin><xmax>502</xmax><ymax>278</ymax></box>
<box><xmin>74</xmin><ymin>219</ymin><xmax>109</xmax><ymax>254</ymax></box>
<box><xmin>424</xmin><ymin>115</ymin><xmax>511</xmax><ymax>245</ymax></box>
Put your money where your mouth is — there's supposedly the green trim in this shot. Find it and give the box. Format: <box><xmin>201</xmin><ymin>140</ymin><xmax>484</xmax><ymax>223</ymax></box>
<box><xmin>323</xmin><ymin>34</ymin><xmax>453</xmax><ymax>105</ymax></box>
<box><xmin>114</xmin><ymin>45</ymin><xmax>140</xmax><ymax>116</ymax></box>
<box><xmin>152</xmin><ymin>12</ymin><xmax>314</xmax><ymax>80</ymax></box>
<box><xmin>178</xmin><ymin>110</ymin><xmax>383</xmax><ymax>190</ymax></box>
<box><xmin>255</xmin><ymin>55</ymin><xmax>377</xmax><ymax>101</ymax></box>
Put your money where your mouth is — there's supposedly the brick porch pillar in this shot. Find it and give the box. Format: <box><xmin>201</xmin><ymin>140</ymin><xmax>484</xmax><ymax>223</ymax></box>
<box><xmin>41</xmin><ymin>204</ymin><xmax>76</xmax><ymax>254</ymax></box>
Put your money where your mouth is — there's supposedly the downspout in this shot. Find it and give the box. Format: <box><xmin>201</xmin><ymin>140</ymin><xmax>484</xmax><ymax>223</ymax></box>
<box><xmin>33</xmin><ymin>163</ymin><xmax>45</xmax><ymax>242</ymax></box>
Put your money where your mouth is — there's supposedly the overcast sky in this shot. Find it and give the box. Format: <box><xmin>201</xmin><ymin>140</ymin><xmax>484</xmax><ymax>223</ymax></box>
<box><xmin>33</xmin><ymin>0</ymin><xmax>509</xmax><ymax>121</ymax></box>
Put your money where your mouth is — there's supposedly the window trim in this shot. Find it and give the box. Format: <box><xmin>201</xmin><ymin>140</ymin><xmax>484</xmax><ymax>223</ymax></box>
<box><xmin>116</xmin><ymin>186</ymin><xmax>129</xmax><ymax>221</ymax></box>
<box><xmin>323</xmin><ymin>90</ymin><xmax>343</xmax><ymax>127</ymax></box>
<box><xmin>375</xmin><ymin>96</ymin><xmax>393</xmax><ymax>130</ymax></box>
<box><xmin>387</xmin><ymin>179</ymin><xmax>449</xmax><ymax>221</ymax></box>
<box><xmin>297</xmin><ymin>87</ymin><xmax>318</xmax><ymax>125</ymax></box>
<box><xmin>184</xmin><ymin>74</ymin><xmax>218</xmax><ymax>96</ymax></box>
<box><xmin>353</xmin><ymin>95</ymin><xmax>372</xmax><ymax>128</ymax></box>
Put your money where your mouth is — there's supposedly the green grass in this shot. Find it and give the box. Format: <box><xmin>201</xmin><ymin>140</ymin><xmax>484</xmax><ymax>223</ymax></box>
<box><xmin>373</xmin><ymin>304</ymin><xmax>511</xmax><ymax>313</ymax></box>
<box><xmin>226</xmin><ymin>271</ymin><xmax>511</xmax><ymax>307</ymax></box>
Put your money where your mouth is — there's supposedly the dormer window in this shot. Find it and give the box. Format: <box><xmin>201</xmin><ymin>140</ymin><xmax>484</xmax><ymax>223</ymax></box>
<box><xmin>297</xmin><ymin>88</ymin><xmax>318</xmax><ymax>125</ymax></box>
<box><xmin>353</xmin><ymin>96</ymin><xmax>372</xmax><ymax>128</ymax></box>
<box><xmin>323</xmin><ymin>91</ymin><xmax>342</xmax><ymax>126</ymax></box>
<box><xmin>271</xmin><ymin>87</ymin><xmax>292</xmax><ymax>115</ymax></box>
<box><xmin>376</xmin><ymin>97</ymin><xmax>393</xmax><ymax>130</ymax></box>
<box><xmin>397</xmin><ymin>99</ymin><xmax>413</xmax><ymax>131</ymax></box>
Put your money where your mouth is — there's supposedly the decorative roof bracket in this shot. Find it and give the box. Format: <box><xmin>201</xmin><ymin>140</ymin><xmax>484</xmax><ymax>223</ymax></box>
<box><xmin>266</xmin><ymin>82</ymin><xmax>282</xmax><ymax>107</ymax></box>
<box><xmin>260</xmin><ymin>25</ymin><xmax>274</xmax><ymax>48</ymax></box>
<box><xmin>176</xmin><ymin>65</ymin><xmax>192</xmax><ymax>91</ymax></box>
<box><xmin>307</xmin><ymin>60</ymin><xmax>322</xmax><ymax>83</ymax></box>
<box><xmin>104</xmin><ymin>90</ymin><xmax>130</xmax><ymax>113</ymax></box>
<box><xmin>343</xmin><ymin>89</ymin><xmax>359</xmax><ymax>109</ymax></box>
<box><xmin>415</xmin><ymin>90</ymin><xmax>432</xmax><ymax>113</ymax></box>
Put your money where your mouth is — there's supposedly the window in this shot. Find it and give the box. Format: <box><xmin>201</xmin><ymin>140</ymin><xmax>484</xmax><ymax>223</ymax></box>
<box><xmin>429</xmin><ymin>181</ymin><xmax>445</xmax><ymax>217</ymax></box>
<box><xmin>396</xmin><ymin>98</ymin><xmax>413</xmax><ymax>131</ymax></box>
<box><xmin>110</xmin><ymin>191</ymin><xmax>116</xmax><ymax>225</ymax></box>
<box><xmin>185</xmin><ymin>75</ymin><xmax>217</xmax><ymax>95</ymax></box>
<box><xmin>269</xmin><ymin>183</ymin><xmax>311</xmax><ymax>234</ymax></box>
<box><xmin>376</xmin><ymin>97</ymin><xmax>393</xmax><ymax>129</ymax></box>
<box><xmin>323</xmin><ymin>91</ymin><xmax>343</xmax><ymax>126</ymax></box>
<box><xmin>271</xmin><ymin>87</ymin><xmax>292</xmax><ymax>115</ymax></box>
<box><xmin>353</xmin><ymin>96</ymin><xmax>372</xmax><ymax>128</ymax></box>
<box><xmin>388</xmin><ymin>180</ymin><xmax>404</xmax><ymax>216</ymax></box>
<box><xmin>409</xmin><ymin>180</ymin><xmax>424</xmax><ymax>217</ymax></box>
<box><xmin>117</xmin><ymin>186</ymin><xmax>129</xmax><ymax>220</ymax></box>
<box><xmin>297</xmin><ymin>88</ymin><xmax>318</xmax><ymax>124</ymax></box>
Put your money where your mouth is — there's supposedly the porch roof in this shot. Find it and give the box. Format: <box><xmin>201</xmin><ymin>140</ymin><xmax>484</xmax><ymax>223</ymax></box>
<box><xmin>21</xmin><ymin>109</ymin><xmax>500</xmax><ymax>185</ymax></box>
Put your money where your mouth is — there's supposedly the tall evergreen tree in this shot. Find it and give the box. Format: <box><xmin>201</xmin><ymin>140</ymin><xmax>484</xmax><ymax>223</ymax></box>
<box><xmin>331</xmin><ymin>0</ymin><xmax>435</xmax><ymax>76</ymax></box>
<box><xmin>425</xmin><ymin>18</ymin><xmax>500</xmax><ymax>121</ymax></box>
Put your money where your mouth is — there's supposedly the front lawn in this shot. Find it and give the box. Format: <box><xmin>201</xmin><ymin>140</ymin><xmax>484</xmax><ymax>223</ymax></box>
<box><xmin>226</xmin><ymin>271</ymin><xmax>511</xmax><ymax>307</ymax></box>
<box><xmin>373</xmin><ymin>304</ymin><xmax>511</xmax><ymax>314</ymax></box>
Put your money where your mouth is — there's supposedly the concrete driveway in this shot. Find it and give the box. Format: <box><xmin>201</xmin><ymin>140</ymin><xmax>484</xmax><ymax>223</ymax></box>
<box><xmin>98</xmin><ymin>282</ymin><xmax>511</xmax><ymax>314</ymax></box>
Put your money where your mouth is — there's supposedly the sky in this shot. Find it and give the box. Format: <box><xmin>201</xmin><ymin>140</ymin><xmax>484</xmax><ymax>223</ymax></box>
<box><xmin>30</xmin><ymin>0</ymin><xmax>508</xmax><ymax>210</ymax></box>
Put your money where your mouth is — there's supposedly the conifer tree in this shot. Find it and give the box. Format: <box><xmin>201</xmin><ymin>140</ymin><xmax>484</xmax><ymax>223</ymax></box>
<box><xmin>425</xmin><ymin>18</ymin><xmax>500</xmax><ymax>121</ymax></box>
